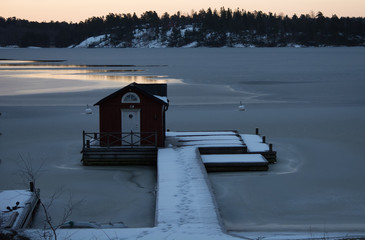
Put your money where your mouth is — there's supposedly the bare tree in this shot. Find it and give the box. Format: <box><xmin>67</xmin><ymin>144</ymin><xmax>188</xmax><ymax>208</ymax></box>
<box><xmin>16</xmin><ymin>154</ymin><xmax>82</xmax><ymax>240</ymax></box>
<box><xmin>36</xmin><ymin>189</ymin><xmax>81</xmax><ymax>240</ymax></box>
<box><xmin>16</xmin><ymin>153</ymin><xmax>45</xmax><ymax>186</ymax></box>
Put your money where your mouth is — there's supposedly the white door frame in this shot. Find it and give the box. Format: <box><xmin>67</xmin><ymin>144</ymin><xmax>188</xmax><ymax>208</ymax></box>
<box><xmin>121</xmin><ymin>109</ymin><xmax>141</xmax><ymax>145</ymax></box>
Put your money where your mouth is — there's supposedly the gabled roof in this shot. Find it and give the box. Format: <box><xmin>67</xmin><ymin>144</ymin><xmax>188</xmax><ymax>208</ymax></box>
<box><xmin>94</xmin><ymin>82</ymin><xmax>168</xmax><ymax>106</ymax></box>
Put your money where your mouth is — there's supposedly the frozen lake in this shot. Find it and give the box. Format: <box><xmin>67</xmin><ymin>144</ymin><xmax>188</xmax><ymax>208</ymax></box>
<box><xmin>0</xmin><ymin>47</ymin><xmax>365</xmax><ymax>233</ymax></box>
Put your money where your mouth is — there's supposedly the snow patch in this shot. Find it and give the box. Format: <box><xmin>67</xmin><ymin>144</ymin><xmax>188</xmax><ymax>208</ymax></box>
<box><xmin>72</xmin><ymin>34</ymin><xmax>111</xmax><ymax>48</ymax></box>
<box><xmin>241</xmin><ymin>134</ymin><xmax>270</xmax><ymax>152</ymax></box>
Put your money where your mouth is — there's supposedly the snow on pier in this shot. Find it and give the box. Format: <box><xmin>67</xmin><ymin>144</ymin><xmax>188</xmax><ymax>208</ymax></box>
<box><xmin>156</xmin><ymin>146</ymin><xmax>233</xmax><ymax>237</ymax></box>
<box><xmin>46</xmin><ymin>131</ymin><xmax>275</xmax><ymax>239</ymax></box>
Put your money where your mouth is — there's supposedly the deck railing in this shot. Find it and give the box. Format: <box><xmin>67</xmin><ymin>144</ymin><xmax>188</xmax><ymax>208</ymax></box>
<box><xmin>82</xmin><ymin>131</ymin><xmax>157</xmax><ymax>150</ymax></box>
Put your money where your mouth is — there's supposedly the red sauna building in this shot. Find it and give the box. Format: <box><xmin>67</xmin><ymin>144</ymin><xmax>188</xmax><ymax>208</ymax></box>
<box><xmin>94</xmin><ymin>82</ymin><xmax>169</xmax><ymax>148</ymax></box>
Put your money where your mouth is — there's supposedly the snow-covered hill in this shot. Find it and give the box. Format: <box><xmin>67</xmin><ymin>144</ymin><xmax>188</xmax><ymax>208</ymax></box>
<box><xmin>69</xmin><ymin>26</ymin><xmax>278</xmax><ymax>48</ymax></box>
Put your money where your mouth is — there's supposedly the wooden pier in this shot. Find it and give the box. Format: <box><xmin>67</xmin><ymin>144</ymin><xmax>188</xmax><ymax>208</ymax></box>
<box><xmin>54</xmin><ymin>129</ymin><xmax>278</xmax><ymax>239</ymax></box>
<box><xmin>81</xmin><ymin>130</ymin><xmax>276</xmax><ymax>171</ymax></box>
<box><xmin>168</xmin><ymin>130</ymin><xmax>276</xmax><ymax>171</ymax></box>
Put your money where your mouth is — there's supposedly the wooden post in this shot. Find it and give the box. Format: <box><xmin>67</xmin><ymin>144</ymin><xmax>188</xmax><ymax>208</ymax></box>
<box><xmin>94</xmin><ymin>133</ymin><xmax>97</xmax><ymax>140</ymax></box>
<box><xmin>86</xmin><ymin>140</ymin><xmax>90</xmax><ymax>148</ymax></box>
<box><xmin>269</xmin><ymin>143</ymin><xmax>273</xmax><ymax>152</ymax></box>
<box><xmin>30</xmin><ymin>182</ymin><xmax>34</xmax><ymax>192</ymax></box>
<box><xmin>256</xmin><ymin>128</ymin><xmax>259</xmax><ymax>135</ymax></box>
<box><xmin>131</xmin><ymin>131</ymin><xmax>134</xmax><ymax>148</ymax></box>
<box><xmin>262</xmin><ymin>136</ymin><xmax>266</xmax><ymax>143</ymax></box>
<box><xmin>82</xmin><ymin>131</ymin><xmax>85</xmax><ymax>149</ymax></box>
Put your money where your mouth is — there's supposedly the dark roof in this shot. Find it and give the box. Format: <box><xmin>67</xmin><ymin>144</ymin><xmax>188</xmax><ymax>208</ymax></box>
<box><xmin>94</xmin><ymin>82</ymin><xmax>168</xmax><ymax>106</ymax></box>
<box><xmin>137</xmin><ymin>83</ymin><xmax>167</xmax><ymax>97</ymax></box>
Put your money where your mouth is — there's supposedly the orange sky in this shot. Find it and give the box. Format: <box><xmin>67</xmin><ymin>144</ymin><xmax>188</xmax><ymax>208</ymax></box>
<box><xmin>2</xmin><ymin>0</ymin><xmax>364</xmax><ymax>22</ymax></box>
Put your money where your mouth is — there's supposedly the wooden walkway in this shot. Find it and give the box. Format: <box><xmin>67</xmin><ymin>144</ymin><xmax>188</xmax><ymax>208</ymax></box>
<box><xmin>156</xmin><ymin>147</ymin><xmax>225</xmax><ymax>233</ymax></box>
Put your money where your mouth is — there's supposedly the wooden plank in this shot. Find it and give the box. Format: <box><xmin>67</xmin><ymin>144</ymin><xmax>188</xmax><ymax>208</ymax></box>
<box><xmin>205</xmin><ymin>165</ymin><xmax>269</xmax><ymax>172</ymax></box>
<box><xmin>198</xmin><ymin>146</ymin><xmax>247</xmax><ymax>154</ymax></box>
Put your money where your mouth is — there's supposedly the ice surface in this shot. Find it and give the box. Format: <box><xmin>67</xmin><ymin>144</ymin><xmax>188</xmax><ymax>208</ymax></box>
<box><xmin>1</xmin><ymin>48</ymin><xmax>365</xmax><ymax>238</ymax></box>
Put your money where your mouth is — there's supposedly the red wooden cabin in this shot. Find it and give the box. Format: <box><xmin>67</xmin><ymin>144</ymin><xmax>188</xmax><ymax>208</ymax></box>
<box><xmin>94</xmin><ymin>83</ymin><xmax>169</xmax><ymax>147</ymax></box>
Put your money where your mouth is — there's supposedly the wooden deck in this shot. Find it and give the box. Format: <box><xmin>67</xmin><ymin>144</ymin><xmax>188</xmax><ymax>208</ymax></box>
<box><xmin>81</xmin><ymin>131</ymin><xmax>158</xmax><ymax>166</ymax></box>
<box><xmin>82</xmin><ymin>147</ymin><xmax>157</xmax><ymax>166</ymax></box>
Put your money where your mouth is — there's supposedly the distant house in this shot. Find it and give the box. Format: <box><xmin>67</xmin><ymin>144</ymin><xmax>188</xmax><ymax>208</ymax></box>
<box><xmin>94</xmin><ymin>82</ymin><xmax>169</xmax><ymax>147</ymax></box>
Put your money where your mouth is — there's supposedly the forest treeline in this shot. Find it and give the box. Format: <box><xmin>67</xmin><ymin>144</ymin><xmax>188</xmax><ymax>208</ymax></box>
<box><xmin>1</xmin><ymin>8</ymin><xmax>364</xmax><ymax>48</ymax></box>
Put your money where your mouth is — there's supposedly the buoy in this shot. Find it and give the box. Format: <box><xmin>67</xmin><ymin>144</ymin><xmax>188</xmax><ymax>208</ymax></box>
<box><xmin>85</xmin><ymin>104</ymin><xmax>92</xmax><ymax>114</ymax></box>
<box><xmin>238</xmin><ymin>101</ymin><xmax>245</xmax><ymax>111</ymax></box>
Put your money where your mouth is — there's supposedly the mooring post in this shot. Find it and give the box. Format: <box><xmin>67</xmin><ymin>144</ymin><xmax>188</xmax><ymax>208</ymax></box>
<box><xmin>256</xmin><ymin>128</ymin><xmax>259</xmax><ymax>135</ymax></box>
<box><xmin>29</xmin><ymin>182</ymin><xmax>34</xmax><ymax>192</ymax></box>
<box><xmin>262</xmin><ymin>136</ymin><xmax>266</xmax><ymax>143</ymax></box>
<box><xmin>269</xmin><ymin>143</ymin><xmax>273</xmax><ymax>152</ymax></box>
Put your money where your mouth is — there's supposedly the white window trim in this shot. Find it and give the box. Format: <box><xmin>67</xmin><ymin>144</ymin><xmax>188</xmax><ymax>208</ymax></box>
<box><xmin>122</xmin><ymin>92</ymin><xmax>140</xmax><ymax>103</ymax></box>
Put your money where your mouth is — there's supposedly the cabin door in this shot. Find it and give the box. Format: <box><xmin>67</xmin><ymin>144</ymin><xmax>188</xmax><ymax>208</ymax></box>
<box><xmin>121</xmin><ymin>109</ymin><xmax>141</xmax><ymax>145</ymax></box>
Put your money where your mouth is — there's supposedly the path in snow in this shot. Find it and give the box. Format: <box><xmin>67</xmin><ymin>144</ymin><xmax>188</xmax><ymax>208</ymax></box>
<box><xmin>53</xmin><ymin>146</ymin><xmax>240</xmax><ymax>240</ymax></box>
<box><xmin>156</xmin><ymin>147</ymin><xmax>230</xmax><ymax>236</ymax></box>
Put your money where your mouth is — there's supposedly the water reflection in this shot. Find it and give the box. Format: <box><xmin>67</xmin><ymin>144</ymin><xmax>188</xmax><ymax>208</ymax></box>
<box><xmin>0</xmin><ymin>60</ymin><xmax>182</xmax><ymax>95</ymax></box>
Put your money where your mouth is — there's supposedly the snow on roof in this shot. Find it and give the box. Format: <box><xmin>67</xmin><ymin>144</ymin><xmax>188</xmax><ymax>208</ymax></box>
<box><xmin>241</xmin><ymin>134</ymin><xmax>270</xmax><ymax>152</ymax></box>
<box><xmin>153</xmin><ymin>95</ymin><xmax>168</xmax><ymax>104</ymax></box>
<box><xmin>201</xmin><ymin>154</ymin><xmax>268</xmax><ymax>164</ymax></box>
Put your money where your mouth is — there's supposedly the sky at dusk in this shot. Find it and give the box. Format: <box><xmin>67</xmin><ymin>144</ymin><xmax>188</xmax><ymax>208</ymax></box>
<box><xmin>2</xmin><ymin>0</ymin><xmax>364</xmax><ymax>22</ymax></box>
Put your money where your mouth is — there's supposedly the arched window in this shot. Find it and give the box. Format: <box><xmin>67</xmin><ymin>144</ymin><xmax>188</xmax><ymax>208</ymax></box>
<box><xmin>122</xmin><ymin>92</ymin><xmax>140</xmax><ymax>103</ymax></box>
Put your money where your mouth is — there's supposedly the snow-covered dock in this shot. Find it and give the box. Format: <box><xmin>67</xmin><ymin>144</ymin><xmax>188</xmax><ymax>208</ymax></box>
<box><xmin>52</xmin><ymin>131</ymin><xmax>274</xmax><ymax>239</ymax></box>
<box><xmin>0</xmin><ymin>189</ymin><xmax>39</xmax><ymax>230</ymax></box>
<box><xmin>169</xmin><ymin>130</ymin><xmax>275</xmax><ymax>170</ymax></box>
<box><xmin>201</xmin><ymin>154</ymin><xmax>269</xmax><ymax>171</ymax></box>
<box><xmin>155</xmin><ymin>147</ymin><xmax>237</xmax><ymax>238</ymax></box>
